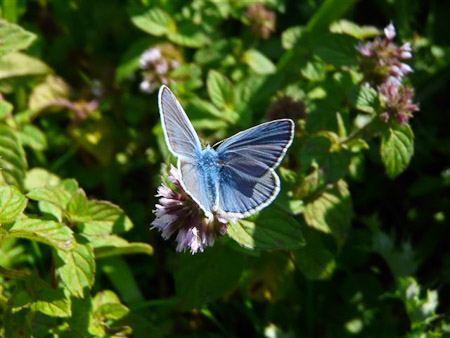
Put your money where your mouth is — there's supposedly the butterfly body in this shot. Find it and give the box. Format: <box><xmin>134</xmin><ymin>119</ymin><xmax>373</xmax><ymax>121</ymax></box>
<box><xmin>159</xmin><ymin>85</ymin><xmax>294</xmax><ymax>220</ymax></box>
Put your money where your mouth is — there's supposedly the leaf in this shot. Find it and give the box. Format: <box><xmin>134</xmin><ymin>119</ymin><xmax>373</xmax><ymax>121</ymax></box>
<box><xmin>207</xmin><ymin>70</ymin><xmax>234</xmax><ymax>109</ymax></box>
<box><xmin>304</xmin><ymin>180</ymin><xmax>353</xmax><ymax>246</ymax></box>
<box><xmin>66</xmin><ymin>188</ymin><xmax>89</xmax><ymax>222</ymax></box>
<box><xmin>305</xmin><ymin>0</ymin><xmax>357</xmax><ymax>37</ymax></box>
<box><xmin>294</xmin><ymin>227</ymin><xmax>336</xmax><ymax>280</ymax></box>
<box><xmin>168</xmin><ymin>21</ymin><xmax>206</xmax><ymax>48</ymax></box>
<box><xmin>16</xmin><ymin>124</ymin><xmax>47</xmax><ymax>151</ymax></box>
<box><xmin>24</xmin><ymin>167</ymin><xmax>60</xmax><ymax>191</ymax></box>
<box><xmin>11</xmin><ymin>275</ymin><xmax>71</xmax><ymax>317</ymax></box>
<box><xmin>313</xmin><ymin>33</ymin><xmax>359</xmax><ymax>67</ymax></box>
<box><xmin>0</xmin><ymin>19</ymin><xmax>37</xmax><ymax>54</ymax></box>
<box><xmin>243</xmin><ymin>49</ymin><xmax>276</xmax><ymax>75</ymax></box>
<box><xmin>27</xmin><ymin>186</ymin><xmax>73</xmax><ymax>210</ymax></box>
<box><xmin>28</xmin><ymin>75</ymin><xmax>70</xmax><ymax>113</ymax></box>
<box><xmin>301</xmin><ymin>57</ymin><xmax>326</xmax><ymax>81</ymax></box>
<box><xmin>227</xmin><ymin>206</ymin><xmax>305</xmax><ymax>250</ymax></box>
<box><xmin>349</xmin><ymin>85</ymin><xmax>378</xmax><ymax>113</ymax></box>
<box><xmin>55</xmin><ymin>241</ymin><xmax>95</xmax><ymax>298</ymax></box>
<box><xmin>76</xmin><ymin>200</ymin><xmax>133</xmax><ymax>235</ymax></box>
<box><xmin>130</xmin><ymin>7</ymin><xmax>174</xmax><ymax>36</ymax></box>
<box><xmin>0</xmin><ymin>185</ymin><xmax>27</xmax><ymax>224</ymax></box>
<box><xmin>86</xmin><ymin>234</ymin><xmax>153</xmax><ymax>258</ymax></box>
<box><xmin>6</xmin><ymin>217</ymin><xmax>75</xmax><ymax>250</ymax></box>
<box><xmin>0</xmin><ymin>99</ymin><xmax>13</xmax><ymax>120</ymax></box>
<box><xmin>0</xmin><ymin>52</ymin><xmax>51</xmax><ymax>80</ymax></box>
<box><xmin>0</xmin><ymin>124</ymin><xmax>27</xmax><ymax>189</ymax></box>
<box><xmin>188</xmin><ymin>98</ymin><xmax>239</xmax><ymax>124</ymax></box>
<box><xmin>380</xmin><ymin>124</ymin><xmax>414</xmax><ymax>179</ymax></box>
<box><xmin>174</xmin><ymin>244</ymin><xmax>243</xmax><ymax>309</ymax></box>
<box><xmin>281</xmin><ymin>26</ymin><xmax>304</xmax><ymax>50</ymax></box>
<box><xmin>330</xmin><ymin>20</ymin><xmax>380</xmax><ymax>40</ymax></box>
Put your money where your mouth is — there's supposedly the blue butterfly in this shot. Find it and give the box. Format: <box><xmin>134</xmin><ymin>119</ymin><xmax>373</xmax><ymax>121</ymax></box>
<box><xmin>158</xmin><ymin>85</ymin><xmax>294</xmax><ymax>220</ymax></box>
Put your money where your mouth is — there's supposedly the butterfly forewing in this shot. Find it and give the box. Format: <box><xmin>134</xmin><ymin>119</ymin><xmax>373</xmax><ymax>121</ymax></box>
<box><xmin>159</xmin><ymin>85</ymin><xmax>202</xmax><ymax>160</ymax></box>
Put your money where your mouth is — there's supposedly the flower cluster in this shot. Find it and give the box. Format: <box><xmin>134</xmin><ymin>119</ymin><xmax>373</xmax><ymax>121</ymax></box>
<box><xmin>266</xmin><ymin>96</ymin><xmax>306</xmax><ymax>122</ymax></box>
<box><xmin>243</xmin><ymin>3</ymin><xmax>276</xmax><ymax>40</ymax></box>
<box><xmin>357</xmin><ymin>23</ymin><xmax>419</xmax><ymax>125</ymax></box>
<box><xmin>152</xmin><ymin>166</ymin><xmax>228</xmax><ymax>254</ymax></box>
<box><xmin>357</xmin><ymin>23</ymin><xmax>413</xmax><ymax>87</ymax></box>
<box><xmin>139</xmin><ymin>43</ymin><xmax>181</xmax><ymax>94</ymax></box>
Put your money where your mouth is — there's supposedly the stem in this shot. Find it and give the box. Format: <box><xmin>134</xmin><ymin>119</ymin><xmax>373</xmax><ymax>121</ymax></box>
<box><xmin>0</xmin><ymin>266</ymin><xmax>30</xmax><ymax>280</ymax></box>
<box><xmin>338</xmin><ymin>119</ymin><xmax>374</xmax><ymax>145</ymax></box>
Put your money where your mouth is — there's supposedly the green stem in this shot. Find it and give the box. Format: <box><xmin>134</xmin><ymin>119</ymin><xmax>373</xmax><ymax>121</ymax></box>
<box><xmin>0</xmin><ymin>266</ymin><xmax>30</xmax><ymax>280</ymax></box>
<box><xmin>338</xmin><ymin>119</ymin><xmax>374</xmax><ymax>145</ymax></box>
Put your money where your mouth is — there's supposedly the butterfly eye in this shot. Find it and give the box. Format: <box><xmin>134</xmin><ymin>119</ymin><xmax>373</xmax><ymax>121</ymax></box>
<box><xmin>217</xmin><ymin>159</ymin><xmax>225</xmax><ymax>167</ymax></box>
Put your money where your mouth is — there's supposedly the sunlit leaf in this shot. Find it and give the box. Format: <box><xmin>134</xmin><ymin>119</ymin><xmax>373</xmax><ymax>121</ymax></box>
<box><xmin>24</xmin><ymin>168</ymin><xmax>60</xmax><ymax>191</ymax></box>
<box><xmin>28</xmin><ymin>75</ymin><xmax>70</xmax><ymax>114</ymax></box>
<box><xmin>130</xmin><ymin>7</ymin><xmax>174</xmax><ymax>36</ymax></box>
<box><xmin>243</xmin><ymin>49</ymin><xmax>276</xmax><ymax>75</ymax></box>
<box><xmin>27</xmin><ymin>186</ymin><xmax>73</xmax><ymax>210</ymax></box>
<box><xmin>330</xmin><ymin>20</ymin><xmax>380</xmax><ymax>39</ymax></box>
<box><xmin>168</xmin><ymin>21</ymin><xmax>206</xmax><ymax>48</ymax></box>
<box><xmin>281</xmin><ymin>26</ymin><xmax>304</xmax><ymax>50</ymax></box>
<box><xmin>207</xmin><ymin>70</ymin><xmax>234</xmax><ymax>109</ymax></box>
<box><xmin>0</xmin><ymin>124</ymin><xmax>27</xmax><ymax>189</ymax></box>
<box><xmin>301</xmin><ymin>56</ymin><xmax>326</xmax><ymax>81</ymax></box>
<box><xmin>0</xmin><ymin>185</ymin><xmax>27</xmax><ymax>224</ymax></box>
<box><xmin>0</xmin><ymin>99</ymin><xmax>13</xmax><ymax>120</ymax></box>
<box><xmin>349</xmin><ymin>86</ymin><xmax>378</xmax><ymax>113</ymax></box>
<box><xmin>0</xmin><ymin>19</ymin><xmax>36</xmax><ymax>54</ymax></box>
<box><xmin>16</xmin><ymin>124</ymin><xmax>47</xmax><ymax>151</ymax></box>
<box><xmin>380</xmin><ymin>124</ymin><xmax>414</xmax><ymax>179</ymax></box>
<box><xmin>66</xmin><ymin>188</ymin><xmax>90</xmax><ymax>222</ymax></box>
<box><xmin>86</xmin><ymin>234</ymin><xmax>153</xmax><ymax>258</ymax></box>
<box><xmin>0</xmin><ymin>52</ymin><xmax>51</xmax><ymax>80</ymax></box>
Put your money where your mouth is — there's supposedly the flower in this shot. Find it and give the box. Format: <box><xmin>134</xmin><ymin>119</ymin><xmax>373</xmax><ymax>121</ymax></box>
<box><xmin>356</xmin><ymin>23</ymin><xmax>414</xmax><ymax>86</ymax></box>
<box><xmin>152</xmin><ymin>166</ymin><xmax>228</xmax><ymax>254</ymax></box>
<box><xmin>139</xmin><ymin>43</ymin><xmax>182</xmax><ymax>94</ymax></box>
<box><xmin>266</xmin><ymin>96</ymin><xmax>306</xmax><ymax>121</ymax></box>
<box><xmin>378</xmin><ymin>78</ymin><xmax>419</xmax><ymax>125</ymax></box>
<box><xmin>244</xmin><ymin>3</ymin><xmax>276</xmax><ymax>40</ymax></box>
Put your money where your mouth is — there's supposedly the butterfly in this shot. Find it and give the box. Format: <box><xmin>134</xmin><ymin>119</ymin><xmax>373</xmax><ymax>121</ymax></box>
<box><xmin>158</xmin><ymin>85</ymin><xmax>294</xmax><ymax>220</ymax></box>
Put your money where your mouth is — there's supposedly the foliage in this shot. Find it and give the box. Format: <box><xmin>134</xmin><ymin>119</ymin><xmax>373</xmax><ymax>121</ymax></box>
<box><xmin>1</xmin><ymin>0</ymin><xmax>449</xmax><ymax>336</ymax></box>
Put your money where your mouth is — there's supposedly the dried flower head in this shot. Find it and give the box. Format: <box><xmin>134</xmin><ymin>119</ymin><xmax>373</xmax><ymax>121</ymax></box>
<box><xmin>139</xmin><ymin>43</ymin><xmax>182</xmax><ymax>94</ymax></box>
<box><xmin>244</xmin><ymin>3</ymin><xmax>276</xmax><ymax>40</ymax></box>
<box><xmin>378</xmin><ymin>78</ymin><xmax>419</xmax><ymax>125</ymax></box>
<box><xmin>266</xmin><ymin>96</ymin><xmax>306</xmax><ymax>121</ymax></box>
<box><xmin>152</xmin><ymin>166</ymin><xmax>229</xmax><ymax>254</ymax></box>
<box><xmin>356</xmin><ymin>23</ymin><xmax>413</xmax><ymax>86</ymax></box>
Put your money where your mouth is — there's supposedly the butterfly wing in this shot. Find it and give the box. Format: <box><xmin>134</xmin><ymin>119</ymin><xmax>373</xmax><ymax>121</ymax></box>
<box><xmin>158</xmin><ymin>85</ymin><xmax>202</xmax><ymax>161</ymax></box>
<box><xmin>216</xmin><ymin>119</ymin><xmax>294</xmax><ymax>217</ymax></box>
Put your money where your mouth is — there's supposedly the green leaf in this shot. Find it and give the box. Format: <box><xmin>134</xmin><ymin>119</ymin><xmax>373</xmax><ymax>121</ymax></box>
<box><xmin>0</xmin><ymin>52</ymin><xmax>51</xmax><ymax>80</ymax></box>
<box><xmin>189</xmin><ymin>98</ymin><xmax>239</xmax><ymax>124</ymax></box>
<box><xmin>16</xmin><ymin>124</ymin><xmax>47</xmax><ymax>151</ymax></box>
<box><xmin>0</xmin><ymin>99</ymin><xmax>13</xmax><ymax>120</ymax></box>
<box><xmin>330</xmin><ymin>20</ymin><xmax>380</xmax><ymax>39</ymax></box>
<box><xmin>0</xmin><ymin>19</ymin><xmax>37</xmax><ymax>54</ymax></box>
<box><xmin>0</xmin><ymin>124</ymin><xmax>27</xmax><ymax>189</ymax></box>
<box><xmin>243</xmin><ymin>49</ymin><xmax>276</xmax><ymax>75</ymax></box>
<box><xmin>76</xmin><ymin>200</ymin><xmax>133</xmax><ymax>235</ymax></box>
<box><xmin>11</xmin><ymin>275</ymin><xmax>71</xmax><ymax>317</ymax></box>
<box><xmin>349</xmin><ymin>86</ymin><xmax>378</xmax><ymax>113</ymax></box>
<box><xmin>28</xmin><ymin>75</ymin><xmax>70</xmax><ymax>114</ymax></box>
<box><xmin>130</xmin><ymin>7</ymin><xmax>174</xmax><ymax>36</ymax></box>
<box><xmin>6</xmin><ymin>217</ymin><xmax>75</xmax><ymax>250</ymax></box>
<box><xmin>66</xmin><ymin>188</ymin><xmax>89</xmax><ymax>222</ymax></box>
<box><xmin>281</xmin><ymin>26</ymin><xmax>304</xmax><ymax>50</ymax></box>
<box><xmin>0</xmin><ymin>185</ymin><xmax>27</xmax><ymax>224</ymax></box>
<box><xmin>27</xmin><ymin>186</ymin><xmax>73</xmax><ymax>210</ymax></box>
<box><xmin>24</xmin><ymin>167</ymin><xmax>60</xmax><ymax>191</ymax></box>
<box><xmin>86</xmin><ymin>234</ymin><xmax>153</xmax><ymax>258</ymax></box>
<box><xmin>304</xmin><ymin>180</ymin><xmax>353</xmax><ymax>245</ymax></box>
<box><xmin>174</xmin><ymin>244</ymin><xmax>243</xmax><ymax>309</ymax></box>
<box><xmin>168</xmin><ymin>21</ymin><xmax>206</xmax><ymax>48</ymax></box>
<box><xmin>301</xmin><ymin>57</ymin><xmax>326</xmax><ymax>81</ymax></box>
<box><xmin>380</xmin><ymin>124</ymin><xmax>414</xmax><ymax>179</ymax></box>
<box><xmin>227</xmin><ymin>206</ymin><xmax>305</xmax><ymax>250</ymax></box>
<box><xmin>313</xmin><ymin>33</ymin><xmax>359</xmax><ymax>67</ymax></box>
<box><xmin>305</xmin><ymin>0</ymin><xmax>357</xmax><ymax>37</ymax></box>
<box><xmin>55</xmin><ymin>241</ymin><xmax>95</xmax><ymax>298</ymax></box>
<box><xmin>207</xmin><ymin>70</ymin><xmax>234</xmax><ymax>110</ymax></box>
<box><xmin>294</xmin><ymin>228</ymin><xmax>336</xmax><ymax>280</ymax></box>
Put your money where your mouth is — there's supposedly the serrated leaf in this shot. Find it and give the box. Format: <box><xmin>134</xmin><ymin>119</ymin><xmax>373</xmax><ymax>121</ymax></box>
<box><xmin>304</xmin><ymin>180</ymin><xmax>353</xmax><ymax>245</ymax></box>
<box><xmin>6</xmin><ymin>217</ymin><xmax>75</xmax><ymax>250</ymax></box>
<box><xmin>0</xmin><ymin>124</ymin><xmax>27</xmax><ymax>188</ymax></box>
<box><xmin>0</xmin><ymin>99</ymin><xmax>13</xmax><ymax>120</ymax></box>
<box><xmin>24</xmin><ymin>167</ymin><xmax>60</xmax><ymax>191</ymax></box>
<box><xmin>27</xmin><ymin>186</ymin><xmax>73</xmax><ymax>210</ymax></box>
<box><xmin>380</xmin><ymin>124</ymin><xmax>414</xmax><ymax>179</ymax></box>
<box><xmin>66</xmin><ymin>188</ymin><xmax>89</xmax><ymax>222</ymax></box>
<box><xmin>0</xmin><ymin>52</ymin><xmax>51</xmax><ymax>80</ymax></box>
<box><xmin>130</xmin><ymin>7</ymin><xmax>174</xmax><ymax>36</ymax></box>
<box><xmin>86</xmin><ymin>234</ymin><xmax>153</xmax><ymax>258</ymax></box>
<box><xmin>16</xmin><ymin>124</ymin><xmax>47</xmax><ymax>151</ymax></box>
<box><xmin>76</xmin><ymin>200</ymin><xmax>133</xmax><ymax>235</ymax></box>
<box><xmin>55</xmin><ymin>241</ymin><xmax>95</xmax><ymax>298</ymax></box>
<box><xmin>174</xmin><ymin>244</ymin><xmax>243</xmax><ymax>309</ymax></box>
<box><xmin>0</xmin><ymin>19</ymin><xmax>37</xmax><ymax>54</ymax></box>
<box><xmin>349</xmin><ymin>85</ymin><xmax>378</xmax><ymax>113</ymax></box>
<box><xmin>244</xmin><ymin>49</ymin><xmax>276</xmax><ymax>75</ymax></box>
<box><xmin>28</xmin><ymin>75</ymin><xmax>70</xmax><ymax>114</ymax></box>
<box><xmin>0</xmin><ymin>185</ymin><xmax>27</xmax><ymax>224</ymax></box>
<box><xmin>227</xmin><ymin>206</ymin><xmax>305</xmax><ymax>250</ymax></box>
<box><xmin>207</xmin><ymin>70</ymin><xmax>234</xmax><ymax>110</ymax></box>
<box><xmin>281</xmin><ymin>26</ymin><xmax>304</xmax><ymax>50</ymax></box>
